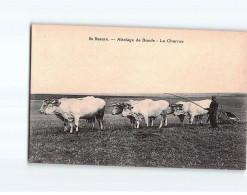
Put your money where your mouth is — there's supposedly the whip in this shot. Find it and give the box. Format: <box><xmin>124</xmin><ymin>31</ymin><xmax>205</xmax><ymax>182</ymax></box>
<box><xmin>163</xmin><ymin>93</ymin><xmax>208</xmax><ymax>110</ymax></box>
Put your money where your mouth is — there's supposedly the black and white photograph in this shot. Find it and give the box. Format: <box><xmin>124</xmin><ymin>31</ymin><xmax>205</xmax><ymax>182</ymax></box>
<box><xmin>29</xmin><ymin>25</ymin><xmax>246</xmax><ymax>170</ymax></box>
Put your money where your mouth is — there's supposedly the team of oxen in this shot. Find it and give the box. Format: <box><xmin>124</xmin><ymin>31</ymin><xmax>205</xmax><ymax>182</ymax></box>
<box><xmin>39</xmin><ymin>96</ymin><xmax>212</xmax><ymax>133</ymax></box>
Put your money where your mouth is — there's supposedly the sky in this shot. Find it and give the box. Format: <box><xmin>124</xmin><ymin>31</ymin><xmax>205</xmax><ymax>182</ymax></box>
<box><xmin>31</xmin><ymin>25</ymin><xmax>247</xmax><ymax>94</ymax></box>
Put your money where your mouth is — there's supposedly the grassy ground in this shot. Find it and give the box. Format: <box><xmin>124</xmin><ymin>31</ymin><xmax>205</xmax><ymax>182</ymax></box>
<box><xmin>28</xmin><ymin>94</ymin><xmax>246</xmax><ymax>170</ymax></box>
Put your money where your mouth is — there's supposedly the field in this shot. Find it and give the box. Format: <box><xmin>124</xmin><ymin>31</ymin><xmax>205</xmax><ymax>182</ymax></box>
<box><xmin>28</xmin><ymin>94</ymin><xmax>247</xmax><ymax>170</ymax></box>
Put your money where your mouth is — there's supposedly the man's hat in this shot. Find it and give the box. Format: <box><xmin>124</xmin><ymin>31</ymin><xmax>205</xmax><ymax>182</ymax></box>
<box><xmin>212</xmin><ymin>95</ymin><xmax>216</xmax><ymax>99</ymax></box>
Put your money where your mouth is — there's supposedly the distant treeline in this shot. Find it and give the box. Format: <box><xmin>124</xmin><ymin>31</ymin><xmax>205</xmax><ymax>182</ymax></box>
<box><xmin>30</xmin><ymin>93</ymin><xmax>247</xmax><ymax>101</ymax></box>
<box><xmin>30</xmin><ymin>94</ymin><xmax>150</xmax><ymax>100</ymax></box>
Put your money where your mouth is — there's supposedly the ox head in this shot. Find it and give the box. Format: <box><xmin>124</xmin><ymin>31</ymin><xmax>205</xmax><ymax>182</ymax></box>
<box><xmin>43</xmin><ymin>99</ymin><xmax>61</xmax><ymax>115</ymax></box>
<box><xmin>170</xmin><ymin>103</ymin><xmax>184</xmax><ymax>116</ymax></box>
<box><xmin>121</xmin><ymin>103</ymin><xmax>134</xmax><ymax>117</ymax></box>
<box><xmin>166</xmin><ymin>103</ymin><xmax>177</xmax><ymax>115</ymax></box>
<box><xmin>111</xmin><ymin>103</ymin><xmax>124</xmax><ymax>115</ymax></box>
<box><xmin>39</xmin><ymin>99</ymin><xmax>54</xmax><ymax>114</ymax></box>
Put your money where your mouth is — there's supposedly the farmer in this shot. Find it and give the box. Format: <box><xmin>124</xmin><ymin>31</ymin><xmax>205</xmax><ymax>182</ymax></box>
<box><xmin>208</xmin><ymin>96</ymin><xmax>219</xmax><ymax>128</ymax></box>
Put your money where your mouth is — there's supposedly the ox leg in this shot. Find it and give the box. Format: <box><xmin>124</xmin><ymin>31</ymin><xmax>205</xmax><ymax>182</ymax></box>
<box><xmin>133</xmin><ymin>120</ymin><xmax>137</xmax><ymax>129</ymax></box>
<box><xmin>66</xmin><ymin>116</ymin><xmax>75</xmax><ymax>133</ymax></box>
<box><xmin>164</xmin><ymin>114</ymin><xmax>168</xmax><ymax>127</ymax></box>
<box><xmin>133</xmin><ymin>119</ymin><xmax>137</xmax><ymax>129</ymax></box>
<box><xmin>99</xmin><ymin>119</ymin><xmax>103</xmax><ymax>130</ymax></box>
<box><xmin>96</xmin><ymin>117</ymin><xmax>103</xmax><ymax>130</ymax></box>
<box><xmin>196</xmin><ymin>115</ymin><xmax>202</xmax><ymax>125</ymax></box>
<box><xmin>162</xmin><ymin>112</ymin><xmax>168</xmax><ymax>127</ymax></box>
<box><xmin>151</xmin><ymin>118</ymin><xmax>154</xmax><ymax>127</ymax></box>
<box><xmin>86</xmin><ymin>119</ymin><xmax>90</xmax><ymax>128</ymax></box>
<box><xmin>189</xmin><ymin>115</ymin><xmax>195</xmax><ymax>124</ymax></box>
<box><xmin>92</xmin><ymin>120</ymin><xmax>95</xmax><ymax>129</ymax></box>
<box><xmin>64</xmin><ymin>123</ymin><xmax>69</xmax><ymax>132</ymax></box>
<box><xmin>64</xmin><ymin>120</ymin><xmax>69</xmax><ymax>132</ymax></box>
<box><xmin>206</xmin><ymin>114</ymin><xmax>210</xmax><ymax>124</ymax></box>
<box><xmin>136</xmin><ymin>120</ymin><xmax>140</xmax><ymax>129</ymax></box>
<box><xmin>158</xmin><ymin>120</ymin><xmax>163</xmax><ymax>129</ymax></box>
<box><xmin>143</xmin><ymin>115</ymin><xmax>149</xmax><ymax>127</ymax></box>
<box><xmin>69</xmin><ymin>122</ymin><xmax>74</xmax><ymax>134</ymax></box>
<box><xmin>194</xmin><ymin>116</ymin><xmax>198</xmax><ymax>124</ymax></box>
<box><xmin>132</xmin><ymin>118</ymin><xmax>135</xmax><ymax>129</ymax></box>
<box><xmin>178</xmin><ymin>115</ymin><xmax>185</xmax><ymax>126</ymax></box>
<box><xmin>199</xmin><ymin>116</ymin><xmax>203</xmax><ymax>125</ymax></box>
<box><xmin>91</xmin><ymin>119</ymin><xmax>95</xmax><ymax>130</ymax></box>
<box><xmin>96</xmin><ymin>107</ymin><xmax>105</xmax><ymax>130</ymax></box>
<box><xmin>131</xmin><ymin>117</ymin><xmax>138</xmax><ymax>129</ymax></box>
<box><xmin>159</xmin><ymin>114</ymin><xmax>167</xmax><ymax>129</ymax></box>
<box><xmin>130</xmin><ymin>118</ymin><xmax>134</xmax><ymax>129</ymax></box>
<box><xmin>73</xmin><ymin>116</ymin><xmax>79</xmax><ymax>132</ymax></box>
<box><xmin>93</xmin><ymin>117</ymin><xmax>96</xmax><ymax>130</ymax></box>
<box><xmin>130</xmin><ymin>119</ymin><xmax>133</xmax><ymax>129</ymax></box>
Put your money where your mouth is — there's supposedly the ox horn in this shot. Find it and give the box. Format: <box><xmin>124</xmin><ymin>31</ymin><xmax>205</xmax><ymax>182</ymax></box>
<box><xmin>123</xmin><ymin>103</ymin><xmax>133</xmax><ymax>109</ymax></box>
<box><xmin>51</xmin><ymin>99</ymin><xmax>61</xmax><ymax>106</ymax></box>
<box><xmin>112</xmin><ymin>103</ymin><xmax>122</xmax><ymax>106</ymax></box>
<box><xmin>170</xmin><ymin>103</ymin><xmax>177</xmax><ymax>107</ymax></box>
<box><xmin>44</xmin><ymin>99</ymin><xmax>52</xmax><ymax>102</ymax></box>
<box><xmin>120</xmin><ymin>103</ymin><xmax>127</xmax><ymax>107</ymax></box>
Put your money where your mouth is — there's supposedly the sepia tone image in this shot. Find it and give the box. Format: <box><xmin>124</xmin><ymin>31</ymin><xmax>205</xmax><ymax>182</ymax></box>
<box><xmin>29</xmin><ymin>24</ymin><xmax>247</xmax><ymax>169</ymax></box>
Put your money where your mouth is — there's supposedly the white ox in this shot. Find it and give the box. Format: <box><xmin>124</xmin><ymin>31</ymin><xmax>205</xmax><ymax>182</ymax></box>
<box><xmin>39</xmin><ymin>98</ymin><xmax>97</xmax><ymax>129</ymax></box>
<box><xmin>41</xmin><ymin>96</ymin><xmax>105</xmax><ymax>133</ymax></box>
<box><xmin>172</xmin><ymin>99</ymin><xmax>211</xmax><ymax>125</ymax></box>
<box><xmin>121</xmin><ymin>99</ymin><xmax>170</xmax><ymax>129</ymax></box>
<box><xmin>111</xmin><ymin>100</ymin><xmax>156</xmax><ymax>128</ymax></box>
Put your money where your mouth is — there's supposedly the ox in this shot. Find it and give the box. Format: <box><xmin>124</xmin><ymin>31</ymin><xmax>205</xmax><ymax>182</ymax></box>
<box><xmin>121</xmin><ymin>99</ymin><xmax>170</xmax><ymax>129</ymax></box>
<box><xmin>41</xmin><ymin>96</ymin><xmax>105</xmax><ymax>133</ymax></box>
<box><xmin>172</xmin><ymin>100</ymin><xmax>211</xmax><ymax>125</ymax></box>
<box><xmin>39</xmin><ymin>98</ymin><xmax>97</xmax><ymax>129</ymax></box>
<box><xmin>111</xmin><ymin>100</ymin><xmax>156</xmax><ymax>128</ymax></box>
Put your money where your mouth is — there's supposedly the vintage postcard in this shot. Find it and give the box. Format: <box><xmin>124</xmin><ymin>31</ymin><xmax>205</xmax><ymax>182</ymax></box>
<box><xmin>29</xmin><ymin>24</ymin><xmax>246</xmax><ymax>169</ymax></box>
